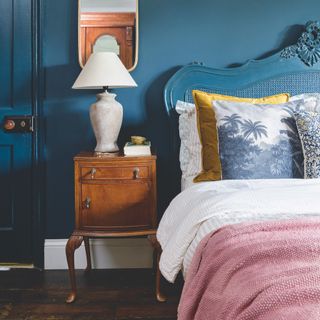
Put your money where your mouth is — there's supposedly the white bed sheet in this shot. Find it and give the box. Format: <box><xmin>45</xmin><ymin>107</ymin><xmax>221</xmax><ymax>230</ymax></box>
<box><xmin>157</xmin><ymin>179</ymin><xmax>320</xmax><ymax>283</ymax></box>
<box><xmin>181</xmin><ymin>176</ymin><xmax>196</xmax><ymax>191</ymax></box>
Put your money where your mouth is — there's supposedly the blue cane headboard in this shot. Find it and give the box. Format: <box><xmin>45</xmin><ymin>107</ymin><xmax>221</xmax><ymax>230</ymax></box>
<box><xmin>164</xmin><ymin>21</ymin><xmax>320</xmax><ymax>195</ymax></box>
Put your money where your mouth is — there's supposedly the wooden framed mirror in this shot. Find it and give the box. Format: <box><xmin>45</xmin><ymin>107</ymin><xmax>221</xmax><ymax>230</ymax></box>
<box><xmin>78</xmin><ymin>0</ymin><xmax>139</xmax><ymax>71</ymax></box>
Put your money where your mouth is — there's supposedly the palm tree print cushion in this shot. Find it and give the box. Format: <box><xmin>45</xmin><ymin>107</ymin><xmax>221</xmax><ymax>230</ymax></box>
<box><xmin>213</xmin><ymin>99</ymin><xmax>315</xmax><ymax>179</ymax></box>
<box><xmin>294</xmin><ymin>110</ymin><xmax>320</xmax><ymax>178</ymax></box>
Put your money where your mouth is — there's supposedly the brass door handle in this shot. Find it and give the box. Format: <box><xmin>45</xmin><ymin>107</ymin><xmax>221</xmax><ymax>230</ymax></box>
<box><xmin>90</xmin><ymin>168</ymin><xmax>96</xmax><ymax>179</ymax></box>
<box><xmin>84</xmin><ymin>197</ymin><xmax>91</xmax><ymax>209</ymax></box>
<box><xmin>133</xmin><ymin>168</ymin><xmax>140</xmax><ymax>179</ymax></box>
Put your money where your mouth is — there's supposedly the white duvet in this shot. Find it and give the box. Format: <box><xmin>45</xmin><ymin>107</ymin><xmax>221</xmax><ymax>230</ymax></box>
<box><xmin>157</xmin><ymin>179</ymin><xmax>320</xmax><ymax>283</ymax></box>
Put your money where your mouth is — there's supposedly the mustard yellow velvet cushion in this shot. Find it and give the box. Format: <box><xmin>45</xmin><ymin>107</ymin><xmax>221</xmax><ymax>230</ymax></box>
<box><xmin>192</xmin><ymin>90</ymin><xmax>290</xmax><ymax>182</ymax></box>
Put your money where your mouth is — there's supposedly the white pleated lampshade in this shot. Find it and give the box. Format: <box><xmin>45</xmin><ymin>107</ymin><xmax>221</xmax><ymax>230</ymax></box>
<box><xmin>72</xmin><ymin>52</ymin><xmax>137</xmax><ymax>89</ymax></box>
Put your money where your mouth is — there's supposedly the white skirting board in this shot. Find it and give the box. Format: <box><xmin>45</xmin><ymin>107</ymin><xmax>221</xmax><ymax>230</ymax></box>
<box><xmin>45</xmin><ymin>238</ymin><xmax>153</xmax><ymax>270</ymax></box>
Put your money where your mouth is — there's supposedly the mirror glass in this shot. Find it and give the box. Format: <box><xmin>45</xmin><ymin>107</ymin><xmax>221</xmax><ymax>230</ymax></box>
<box><xmin>79</xmin><ymin>0</ymin><xmax>138</xmax><ymax>71</ymax></box>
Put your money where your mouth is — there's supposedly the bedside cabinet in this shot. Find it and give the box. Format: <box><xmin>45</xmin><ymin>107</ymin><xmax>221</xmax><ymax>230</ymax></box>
<box><xmin>65</xmin><ymin>152</ymin><xmax>165</xmax><ymax>303</ymax></box>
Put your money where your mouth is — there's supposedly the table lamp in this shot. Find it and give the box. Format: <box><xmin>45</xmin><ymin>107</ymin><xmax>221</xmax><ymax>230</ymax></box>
<box><xmin>72</xmin><ymin>52</ymin><xmax>137</xmax><ymax>153</ymax></box>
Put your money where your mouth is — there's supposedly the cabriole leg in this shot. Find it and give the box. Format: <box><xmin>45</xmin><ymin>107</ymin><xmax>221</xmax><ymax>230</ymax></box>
<box><xmin>148</xmin><ymin>234</ymin><xmax>167</xmax><ymax>302</ymax></box>
<box><xmin>84</xmin><ymin>237</ymin><xmax>92</xmax><ymax>273</ymax></box>
<box><xmin>65</xmin><ymin>235</ymin><xmax>83</xmax><ymax>303</ymax></box>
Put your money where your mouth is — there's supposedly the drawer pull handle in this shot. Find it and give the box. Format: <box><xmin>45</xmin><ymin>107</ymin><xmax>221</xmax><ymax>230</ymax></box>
<box><xmin>84</xmin><ymin>197</ymin><xmax>91</xmax><ymax>209</ymax></box>
<box><xmin>133</xmin><ymin>168</ymin><xmax>140</xmax><ymax>179</ymax></box>
<box><xmin>90</xmin><ymin>168</ymin><xmax>96</xmax><ymax>179</ymax></box>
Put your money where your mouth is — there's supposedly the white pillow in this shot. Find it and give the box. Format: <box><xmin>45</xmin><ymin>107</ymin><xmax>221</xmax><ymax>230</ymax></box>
<box><xmin>290</xmin><ymin>93</ymin><xmax>320</xmax><ymax>111</ymax></box>
<box><xmin>175</xmin><ymin>100</ymin><xmax>201</xmax><ymax>190</ymax></box>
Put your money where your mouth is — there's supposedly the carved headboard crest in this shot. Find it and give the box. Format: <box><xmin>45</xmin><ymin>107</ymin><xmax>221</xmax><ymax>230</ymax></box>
<box><xmin>281</xmin><ymin>21</ymin><xmax>320</xmax><ymax>66</ymax></box>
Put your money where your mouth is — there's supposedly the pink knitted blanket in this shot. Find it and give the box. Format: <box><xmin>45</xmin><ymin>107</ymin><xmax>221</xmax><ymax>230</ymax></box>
<box><xmin>178</xmin><ymin>219</ymin><xmax>320</xmax><ymax>320</ymax></box>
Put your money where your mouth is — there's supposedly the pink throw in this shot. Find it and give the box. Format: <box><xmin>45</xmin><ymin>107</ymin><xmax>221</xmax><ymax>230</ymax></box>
<box><xmin>178</xmin><ymin>219</ymin><xmax>320</xmax><ymax>320</ymax></box>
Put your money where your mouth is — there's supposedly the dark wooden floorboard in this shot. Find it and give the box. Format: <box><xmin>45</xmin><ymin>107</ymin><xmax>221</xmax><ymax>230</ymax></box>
<box><xmin>0</xmin><ymin>269</ymin><xmax>182</xmax><ymax>320</ymax></box>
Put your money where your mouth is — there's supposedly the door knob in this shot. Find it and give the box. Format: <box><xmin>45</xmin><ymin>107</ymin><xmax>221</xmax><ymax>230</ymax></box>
<box><xmin>4</xmin><ymin>120</ymin><xmax>15</xmax><ymax>131</ymax></box>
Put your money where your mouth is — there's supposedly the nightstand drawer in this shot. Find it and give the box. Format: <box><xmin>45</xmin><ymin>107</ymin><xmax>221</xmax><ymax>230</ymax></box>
<box><xmin>79</xmin><ymin>181</ymin><xmax>154</xmax><ymax>231</ymax></box>
<box><xmin>80</xmin><ymin>165</ymin><xmax>149</xmax><ymax>180</ymax></box>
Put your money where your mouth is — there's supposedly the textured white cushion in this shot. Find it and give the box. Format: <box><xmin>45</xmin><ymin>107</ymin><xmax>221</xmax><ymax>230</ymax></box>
<box><xmin>290</xmin><ymin>93</ymin><xmax>320</xmax><ymax>103</ymax></box>
<box><xmin>176</xmin><ymin>100</ymin><xmax>201</xmax><ymax>190</ymax></box>
<box><xmin>290</xmin><ymin>93</ymin><xmax>320</xmax><ymax>111</ymax></box>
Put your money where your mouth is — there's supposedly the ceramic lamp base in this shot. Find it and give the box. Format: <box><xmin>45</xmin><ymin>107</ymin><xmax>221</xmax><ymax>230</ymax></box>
<box><xmin>89</xmin><ymin>91</ymin><xmax>123</xmax><ymax>153</ymax></box>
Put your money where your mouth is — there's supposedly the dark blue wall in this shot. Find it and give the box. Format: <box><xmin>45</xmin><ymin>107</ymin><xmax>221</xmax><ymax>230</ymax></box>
<box><xmin>43</xmin><ymin>0</ymin><xmax>320</xmax><ymax>238</ymax></box>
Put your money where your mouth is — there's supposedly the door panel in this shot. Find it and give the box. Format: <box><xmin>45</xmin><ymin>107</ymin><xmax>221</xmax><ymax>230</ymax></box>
<box><xmin>0</xmin><ymin>1</ymin><xmax>13</xmax><ymax>108</ymax></box>
<box><xmin>0</xmin><ymin>0</ymin><xmax>34</xmax><ymax>262</ymax></box>
<box><xmin>0</xmin><ymin>145</ymin><xmax>13</xmax><ymax>228</ymax></box>
<box><xmin>80</xmin><ymin>182</ymin><xmax>152</xmax><ymax>231</ymax></box>
<box><xmin>0</xmin><ymin>145</ymin><xmax>13</xmax><ymax>230</ymax></box>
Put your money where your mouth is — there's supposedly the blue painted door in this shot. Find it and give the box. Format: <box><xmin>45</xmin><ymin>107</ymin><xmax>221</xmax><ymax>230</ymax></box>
<box><xmin>0</xmin><ymin>1</ymin><xmax>34</xmax><ymax>262</ymax></box>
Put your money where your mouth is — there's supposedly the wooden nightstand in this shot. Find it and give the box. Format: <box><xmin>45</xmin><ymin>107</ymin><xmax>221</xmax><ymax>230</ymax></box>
<box><xmin>65</xmin><ymin>152</ymin><xmax>164</xmax><ymax>303</ymax></box>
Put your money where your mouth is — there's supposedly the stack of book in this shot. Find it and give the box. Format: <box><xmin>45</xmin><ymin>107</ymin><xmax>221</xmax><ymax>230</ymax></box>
<box><xmin>124</xmin><ymin>141</ymin><xmax>151</xmax><ymax>156</ymax></box>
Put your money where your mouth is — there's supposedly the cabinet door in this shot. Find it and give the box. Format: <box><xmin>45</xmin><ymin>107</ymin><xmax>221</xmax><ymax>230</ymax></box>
<box><xmin>80</xmin><ymin>181</ymin><xmax>154</xmax><ymax>231</ymax></box>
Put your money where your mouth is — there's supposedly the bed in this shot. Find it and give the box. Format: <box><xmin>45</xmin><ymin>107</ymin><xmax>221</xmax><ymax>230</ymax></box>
<box><xmin>158</xmin><ymin>21</ymin><xmax>320</xmax><ymax>319</ymax></box>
